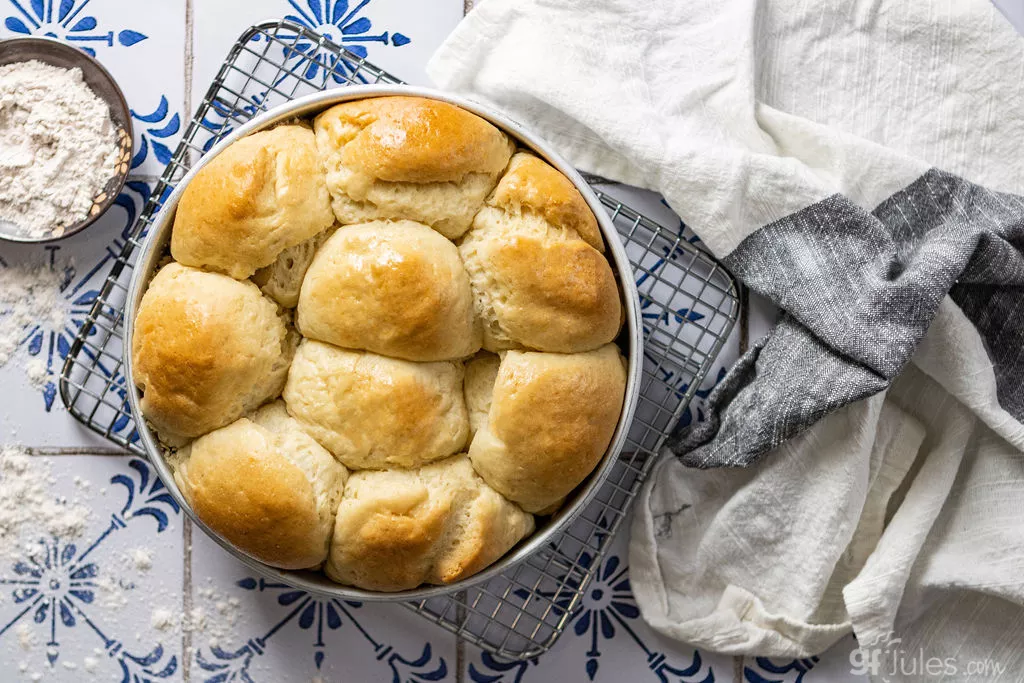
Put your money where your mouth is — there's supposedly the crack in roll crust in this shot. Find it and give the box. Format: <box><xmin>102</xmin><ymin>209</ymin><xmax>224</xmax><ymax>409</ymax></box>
<box><xmin>173</xmin><ymin>401</ymin><xmax>348</xmax><ymax>570</ymax></box>
<box><xmin>325</xmin><ymin>455</ymin><xmax>534</xmax><ymax>592</ymax></box>
<box><xmin>252</xmin><ymin>224</ymin><xmax>338</xmax><ymax>308</ymax></box>
<box><xmin>297</xmin><ymin>220</ymin><xmax>481</xmax><ymax>361</ymax></box>
<box><xmin>171</xmin><ymin>124</ymin><xmax>335</xmax><ymax>279</ymax></box>
<box><xmin>131</xmin><ymin>263</ymin><xmax>296</xmax><ymax>445</ymax></box>
<box><xmin>459</xmin><ymin>153</ymin><xmax>622</xmax><ymax>353</ymax></box>
<box><xmin>465</xmin><ymin>345</ymin><xmax>627</xmax><ymax>514</ymax></box>
<box><xmin>313</xmin><ymin>97</ymin><xmax>515</xmax><ymax>239</ymax></box>
<box><xmin>282</xmin><ymin>340</ymin><xmax>469</xmax><ymax>470</ymax></box>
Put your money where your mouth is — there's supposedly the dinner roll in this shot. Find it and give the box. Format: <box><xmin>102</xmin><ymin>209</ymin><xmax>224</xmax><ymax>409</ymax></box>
<box><xmin>490</xmin><ymin>152</ymin><xmax>604</xmax><ymax>250</ymax></box>
<box><xmin>297</xmin><ymin>220</ymin><xmax>481</xmax><ymax>361</ymax></box>
<box><xmin>282</xmin><ymin>340</ymin><xmax>468</xmax><ymax>469</ymax></box>
<box><xmin>171</xmin><ymin>125</ymin><xmax>335</xmax><ymax>279</ymax></box>
<box><xmin>313</xmin><ymin>96</ymin><xmax>515</xmax><ymax>239</ymax></box>
<box><xmin>466</xmin><ymin>344</ymin><xmax>627</xmax><ymax>513</ymax></box>
<box><xmin>131</xmin><ymin>263</ymin><xmax>295</xmax><ymax>445</ymax></box>
<box><xmin>252</xmin><ymin>225</ymin><xmax>336</xmax><ymax>308</ymax></box>
<box><xmin>459</xmin><ymin>153</ymin><xmax>621</xmax><ymax>353</ymax></box>
<box><xmin>326</xmin><ymin>455</ymin><xmax>534</xmax><ymax>591</ymax></box>
<box><xmin>174</xmin><ymin>401</ymin><xmax>348</xmax><ymax>570</ymax></box>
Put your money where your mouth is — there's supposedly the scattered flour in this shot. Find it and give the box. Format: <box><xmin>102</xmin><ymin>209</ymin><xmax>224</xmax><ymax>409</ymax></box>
<box><xmin>150</xmin><ymin>607</ymin><xmax>177</xmax><ymax>631</ymax></box>
<box><xmin>0</xmin><ymin>60</ymin><xmax>119</xmax><ymax>239</ymax></box>
<box><xmin>15</xmin><ymin>623</ymin><xmax>35</xmax><ymax>651</ymax></box>
<box><xmin>187</xmin><ymin>583</ymin><xmax>242</xmax><ymax>647</ymax></box>
<box><xmin>94</xmin><ymin>575</ymin><xmax>130</xmax><ymax>610</ymax></box>
<box><xmin>0</xmin><ymin>445</ymin><xmax>89</xmax><ymax>559</ymax></box>
<box><xmin>82</xmin><ymin>656</ymin><xmax>98</xmax><ymax>673</ymax></box>
<box><xmin>127</xmin><ymin>547</ymin><xmax>153</xmax><ymax>572</ymax></box>
<box><xmin>24</xmin><ymin>357</ymin><xmax>47</xmax><ymax>389</ymax></box>
<box><xmin>0</xmin><ymin>263</ymin><xmax>69</xmax><ymax>388</ymax></box>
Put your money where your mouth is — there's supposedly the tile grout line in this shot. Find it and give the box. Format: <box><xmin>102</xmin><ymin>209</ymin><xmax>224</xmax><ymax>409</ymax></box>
<box><xmin>21</xmin><ymin>446</ymin><xmax>133</xmax><ymax>456</ymax></box>
<box><xmin>181</xmin><ymin>0</ymin><xmax>195</xmax><ymax>680</ymax></box>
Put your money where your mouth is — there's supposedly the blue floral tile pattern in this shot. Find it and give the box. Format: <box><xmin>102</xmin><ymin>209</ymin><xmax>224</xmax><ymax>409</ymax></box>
<box><xmin>130</xmin><ymin>97</ymin><xmax>180</xmax><ymax>169</ymax></box>
<box><xmin>3</xmin><ymin>181</ymin><xmax>150</xmax><ymax>424</ymax></box>
<box><xmin>466</xmin><ymin>518</ymin><xmax>723</xmax><ymax>683</ymax></box>
<box><xmin>744</xmin><ymin>657</ymin><xmax>820</xmax><ymax>683</ymax></box>
<box><xmin>3</xmin><ymin>0</ymin><xmax>148</xmax><ymax>55</ymax></box>
<box><xmin>283</xmin><ymin>0</ymin><xmax>411</xmax><ymax>82</ymax></box>
<box><xmin>194</xmin><ymin>577</ymin><xmax>448</xmax><ymax>682</ymax></box>
<box><xmin>0</xmin><ymin>458</ymin><xmax>180</xmax><ymax>678</ymax></box>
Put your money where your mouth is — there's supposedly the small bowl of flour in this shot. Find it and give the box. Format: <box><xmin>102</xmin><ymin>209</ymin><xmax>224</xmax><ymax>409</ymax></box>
<box><xmin>0</xmin><ymin>37</ymin><xmax>133</xmax><ymax>242</ymax></box>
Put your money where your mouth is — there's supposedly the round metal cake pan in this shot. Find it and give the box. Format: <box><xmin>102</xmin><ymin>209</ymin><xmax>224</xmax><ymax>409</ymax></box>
<box><xmin>123</xmin><ymin>85</ymin><xmax>643</xmax><ymax>601</ymax></box>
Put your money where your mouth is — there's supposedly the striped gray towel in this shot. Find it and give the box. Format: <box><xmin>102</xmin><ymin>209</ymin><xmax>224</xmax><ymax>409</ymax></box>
<box><xmin>429</xmin><ymin>0</ymin><xmax>1024</xmax><ymax>674</ymax></box>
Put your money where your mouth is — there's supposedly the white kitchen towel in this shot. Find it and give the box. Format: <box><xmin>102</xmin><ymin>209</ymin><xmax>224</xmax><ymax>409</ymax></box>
<box><xmin>428</xmin><ymin>0</ymin><xmax>1024</xmax><ymax>677</ymax></box>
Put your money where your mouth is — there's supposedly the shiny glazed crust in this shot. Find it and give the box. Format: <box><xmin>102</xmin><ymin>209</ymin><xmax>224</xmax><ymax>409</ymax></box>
<box><xmin>171</xmin><ymin>125</ymin><xmax>335</xmax><ymax>279</ymax></box>
<box><xmin>465</xmin><ymin>345</ymin><xmax>628</xmax><ymax>513</ymax></box>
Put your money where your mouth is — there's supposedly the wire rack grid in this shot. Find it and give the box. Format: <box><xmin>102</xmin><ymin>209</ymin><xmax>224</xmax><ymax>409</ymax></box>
<box><xmin>59</xmin><ymin>20</ymin><xmax>739</xmax><ymax>660</ymax></box>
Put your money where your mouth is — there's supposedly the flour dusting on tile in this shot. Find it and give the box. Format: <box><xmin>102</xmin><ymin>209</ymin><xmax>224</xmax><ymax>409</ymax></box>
<box><xmin>125</xmin><ymin>547</ymin><xmax>153</xmax><ymax>572</ymax></box>
<box><xmin>150</xmin><ymin>607</ymin><xmax>177</xmax><ymax>631</ymax></box>
<box><xmin>15</xmin><ymin>622</ymin><xmax>35</xmax><ymax>651</ymax></box>
<box><xmin>0</xmin><ymin>445</ymin><xmax>90</xmax><ymax>559</ymax></box>
<box><xmin>0</xmin><ymin>263</ymin><xmax>70</xmax><ymax>387</ymax></box>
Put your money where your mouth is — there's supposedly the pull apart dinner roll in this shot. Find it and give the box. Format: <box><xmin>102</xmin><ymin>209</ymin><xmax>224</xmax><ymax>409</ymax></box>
<box><xmin>313</xmin><ymin>97</ymin><xmax>515</xmax><ymax>239</ymax></box>
<box><xmin>459</xmin><ymin>152</ymin><xmax>622</xmax><ymax>353</ymax></box>
<box><xmin>464</xmin><ymin>345</ymin><xmax>627</xmax><ymax>514</ymax></box>
<box><xmin>173</xmin><ymin>401</ymin><xmax>348</xmax><ymax>570</ymax></box>
<box><xmin>326</xmin><ymin>455</ymin><xmax>534</xmax><ymax>591</ymax></box>
<box><xmin>171</xmin><ymin>125</ymin><xmax>335</xmax><ymax>279</ymax></box>
<box><xmin>252</xmin><ymin>225</ymin><xmax>337</xmax><ymax>308</ymax></box>
<box><xmin>297</xmin><ymin>220</ymin><xmax>481</xmax><ymax>361</ymax></box>
<box><xmin>282</xmin><ymin>340</ymin><xmax>468</xmax><ymax>470</ymax></box>
<box><xmin>131</xmin><ymin>263</ymin><xmax>296</xmax><ymax>445</ymax></box>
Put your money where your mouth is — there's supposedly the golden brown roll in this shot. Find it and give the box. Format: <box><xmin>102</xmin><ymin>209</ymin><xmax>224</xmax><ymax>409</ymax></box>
<box><xmin>459</xmin><ymin>153</ymin><xmax>621</xmax><ymax>353</ymax></box>
<box><xmin>131</xmin><ymin>263</ymin><xmax>295</xmax><ymax>445</ymax></box>
<box><xmin>325</xmin><ymin>455</ymin><xmax>534</xmax><ymax>591</ymax></box>
<box><xmin>173</xmin><ymin>401</ymin><xmax>348</xmax><ymax>570</ymax></box>
<box><xmin>252</xmin><ymin>225</ymin><xmax>337</xmax><ymax>308</ymax></box>
<box><xmin>465</xmin><ymin>344</ymin><xmax>627</xmax><ymax>513</ymax></box>
<box><xmin>297</xmin><ymin>220</ymin><xmax>481</xmax><ymax>361</ymax></box>
<box><xmin>313</xmin><ymin>96</ymin><xmax>515</xmax><ymax>239</ymax></box>
<box><xmin>282</xmin><ymin>340</ymin><xmax>468</xmax><ymax>470</ymax></box>
<box><xmin>171</xmin><ymin>124</ymin><xmax>335</xmax><ymax>279</ymax></box>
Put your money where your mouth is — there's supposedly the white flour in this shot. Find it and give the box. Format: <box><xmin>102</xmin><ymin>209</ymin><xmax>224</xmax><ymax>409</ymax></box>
<box><xmin>0</xmin><ymin>445</ymin><xmax>89</xmax><ymax>560</ymax></box>
<box><xmin>0</xmin><ymin>60</ymin><xmax>119</xmax><ymax>239</ymax></box>
<box><xmin>0</xmin><ymin>262</ymin><xmax>69</xmax><ymax>387</ymax></box>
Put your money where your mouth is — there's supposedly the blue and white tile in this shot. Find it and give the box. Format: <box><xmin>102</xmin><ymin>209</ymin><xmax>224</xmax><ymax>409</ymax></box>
<box><xmin>190</xmin><ymin>0</ymin><xmax>463</xmax><ymax>114</ymax></box>
<box><xmin>0</xmin><ymin>454</ymin><xmax>184</xmax><ymax>681</ymax></box>
<box><xmin>743</xmin><ymin>636</ymin><xmax>865</xmax><ymax>683</ymax></box>
<box><xmin>186</xmin><ymin>530</ymin><xmax>457</xmax><ymax>683</ymax></box>
<box><xmin>0</xmin><ymin>180</ymin><xmax>153</xmax><ymax>448</ymax></box>
<box><xmin>464</xmin><ymin>516</ymin><xmax>734</xmax><ymax>683</ymax></box>
<box><xmin>0</xmin><ymin>0</ymin><xmax>187</xmax><ymax>177</ymax></box>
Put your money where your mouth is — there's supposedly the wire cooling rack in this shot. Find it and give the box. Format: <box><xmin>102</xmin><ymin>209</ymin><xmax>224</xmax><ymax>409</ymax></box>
<box><xmin>59</xmin><ymin>20</ymin><xmax>739</xmax><ymax>660</ymax></box>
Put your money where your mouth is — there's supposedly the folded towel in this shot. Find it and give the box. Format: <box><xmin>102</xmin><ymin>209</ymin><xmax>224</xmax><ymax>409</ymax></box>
<box><xmin>428</xmin><ymin>0</ymin><xmax>1024</xmax><ymax>674</ymax></box>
